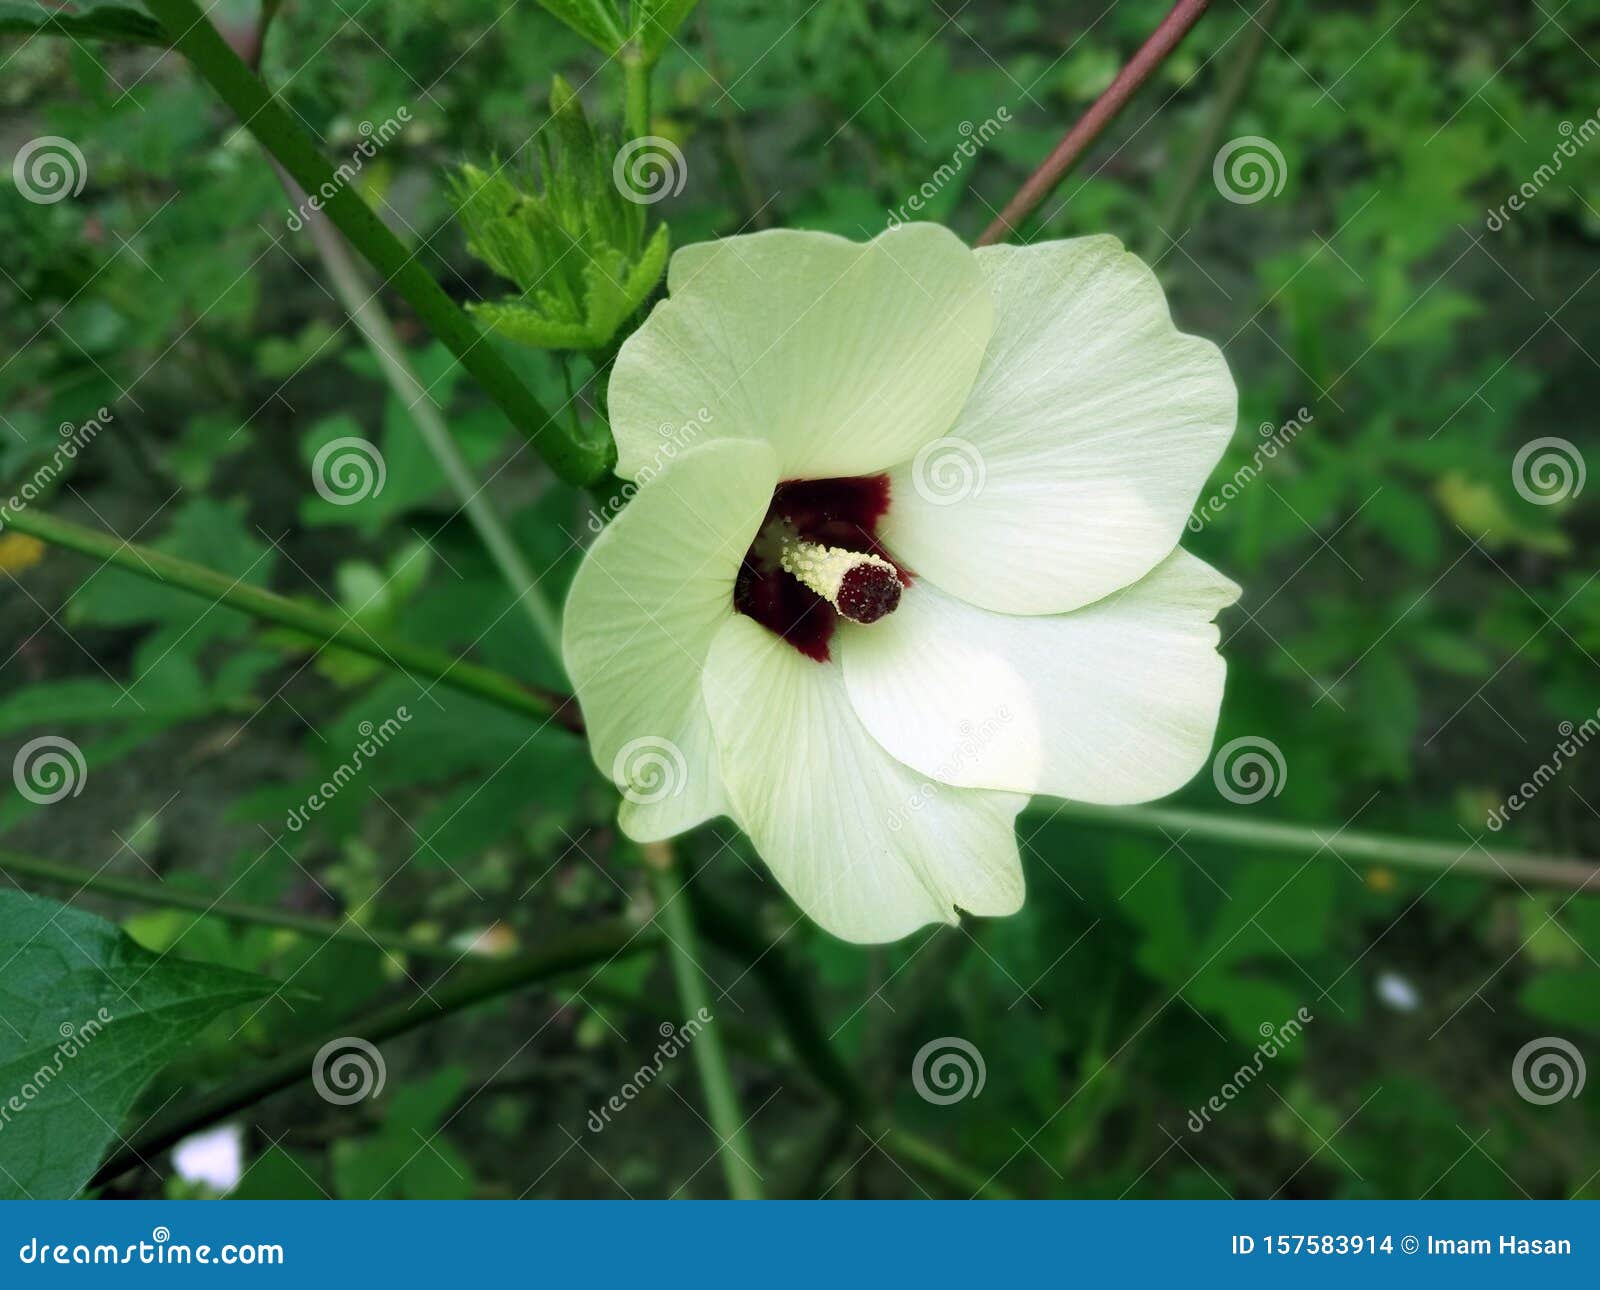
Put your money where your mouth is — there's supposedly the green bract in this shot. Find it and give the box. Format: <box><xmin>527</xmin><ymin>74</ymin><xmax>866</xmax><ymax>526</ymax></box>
<box><xmin>451</xmin><ymin>81</ymin><xmax>669</xmax><ymax>352</ymax></box>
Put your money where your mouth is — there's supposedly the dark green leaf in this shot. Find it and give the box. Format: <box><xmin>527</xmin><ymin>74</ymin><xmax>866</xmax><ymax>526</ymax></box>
<box><xmin>0</xmin><ymin>891</ymin><xmax>276</xmax><ymax>1199</ymax></box>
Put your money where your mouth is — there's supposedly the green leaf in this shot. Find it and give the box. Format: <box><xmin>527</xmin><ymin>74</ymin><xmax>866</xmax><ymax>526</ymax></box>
<box><xmin>634</xmin><ymin>0</ymin><xmax>698</xmax><ymax>60</ymax></box>
<box><xmin>0</xmin><ymin>1</ymin><xmax>168</xmax><ymax>47</ymax></box>
<box><xmin>534</xmin><ymin>0</ymin><xmax>626</xmax><ymax>52</ymax></box>
<box><xmin>0</xmin><ymin>891</ymin><xmax>277</xmax><ymax>1199</ymax></box>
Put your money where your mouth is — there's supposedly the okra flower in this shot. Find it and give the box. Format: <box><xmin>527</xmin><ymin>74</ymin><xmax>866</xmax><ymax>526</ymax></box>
<box><xmin>565</xmin><ymin>224</ymin><xmax>1239</xmax><ymax>943</ymax></box>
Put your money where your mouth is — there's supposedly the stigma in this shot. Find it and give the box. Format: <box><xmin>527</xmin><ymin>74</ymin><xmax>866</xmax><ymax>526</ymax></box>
<box><xmin>779</xmin><ymin>536</ymin><xmax>902</xmax><ymax>624</ymax></box>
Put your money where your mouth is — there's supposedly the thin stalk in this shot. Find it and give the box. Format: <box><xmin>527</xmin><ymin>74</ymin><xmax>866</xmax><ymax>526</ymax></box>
<box><xmin>0</xmin><ymin>847</ymin><xmax>458</xmax><ymax>961</ymax></box>
<box><xmin>91</xmin><ymin>917</ymin><xmax>653</xmax><ymax>1188</ymax></box>
<box><xmin>1049</xmin><ymin>803</ymin><xmax>1600</xmax><ymax>893</ymax></box>
<box><xmin>285</xmin><ymin>163</ymin><xmax>562</xmax><ymax>659</ymax></box>
<box><xmin>645</xmin><ymin>844</ymin><xmax>763</xmax><ymax>1199</ymax></box>
<box><xmin>0</xmin><ymin>506</ymin><xmax>581</xmax><ymax>733</ymax></box>
<box><xmin>976</xmin><ymin>0</ymin><xmax>1211</xmax><ymax>246</ymax></box>
<box><xmin>884</xmin><ymin>1125</ymin><xmax>1018</xmax><ymax>1200</ymax></box>
<box><xmin>691</xmin><ymin>884</ymin><xmax>1013</xmax><ymax>1198</ymax></box>
<box><xmin>1152</xmin><ymin>0</ymin><xmax>1280</xmax><ymax>242</ymax></box>
<box><xmin>140</xmin><ymin>0</ymin><xmax>609</xmax><ymax>486</ymax></box>
<box><xmin>621</xmin><ymin>46</ymin><xmax>653</xmax><ymax>143</ymax></box>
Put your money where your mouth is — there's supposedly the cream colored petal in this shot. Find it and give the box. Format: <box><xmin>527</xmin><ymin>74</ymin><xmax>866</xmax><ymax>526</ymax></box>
<box><xmin>881</xmin><ymin>236</ymin><xmax>1237</xmax><ymax>615</ymax></box>
<box><xmin>841</xmin><ymin>549</ymin><xmax>1240</xmax><ymax>804</ymax></box>
<box><xmin>702</xmin><ymin>616</ymin><xmax>1025</xmax><ymax>944</ymax></box>
<box><xmin>563</xmin><ymin>440</ymin><xmax>778</xmax><ymax>839</ymax></box>
<box><xmin>609</xmin><ymin>224</ymin><xmax>994</xmax><ymax>482</ymax></box>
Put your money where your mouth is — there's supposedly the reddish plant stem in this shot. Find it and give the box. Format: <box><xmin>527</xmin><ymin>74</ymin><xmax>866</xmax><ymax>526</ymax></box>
<box><xmin>976</xmin><ymin>0</ymin><xmax>1211</xmax><ymax>246</ymax></box>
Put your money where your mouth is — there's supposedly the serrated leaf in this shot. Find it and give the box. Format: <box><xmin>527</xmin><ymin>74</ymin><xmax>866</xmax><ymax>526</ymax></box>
<box><xmin>0</xmin><ymin>1</ymin><xmax>168</xmax><ymax>47</ymax></box>
<box><xmin>0</xmin><ymin>891</ymin><xmax>277</xmax><ymax>1199</ymax></box>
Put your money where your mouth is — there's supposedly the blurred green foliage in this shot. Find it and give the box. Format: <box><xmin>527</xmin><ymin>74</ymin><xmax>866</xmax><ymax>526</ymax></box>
<box><xmin>1</xmin><ymin>0</ymin><xmax>1597</xmax><ymax>1199</ymax></box>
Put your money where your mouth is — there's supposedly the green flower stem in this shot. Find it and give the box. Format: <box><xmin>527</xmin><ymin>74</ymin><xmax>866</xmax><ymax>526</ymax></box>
<box><xmin>0</xmin><ymin>506</ymin><xmax>581</xmax><ymax>733</ymax></box>
<box><xmin>882</xmin><ymin>1125</ymin><xmax>1019</xmax><ymax>1200</ymax></box>
<box><xmin>692</xmin><ymin>884</ymin><xmax>1014</xmax><ymax>1198</ymax></box>
<box><xmin>90</xmin><ymin>916</ymin><xmax>654</xmax><ymax>1188</ymax></box>
<box><xmin>0</xmin><ymin>846</ymin><xmax>460</xmax><ymax>960</ymax></box>
<box><xmin>645</xmin><ymin>845</ymin><xmax>764</xmax><ymax>1199</ymax></box>
<box><xmin>1049</xmin><ymin>802</ymin><xmax>1600</xmax><ymax>893</ymax></box>
<box><xmin>976</xmin><ymin>0</ymin><xmax>1211</xmax><ymax>246</ymax></box>
<box><xmin>287</xmin><ymin>165</ymin><xmax>562</xmax><ymax>659</ymax></box>
<box><xmin>622</xmin><ymin>45</ymin><xmax>653</xmax><ymax>144</ymax></box>
<box><xmin>140</xmin><ymin>0</ymin><xmax>610</xmax><ymax>487</ymax></box>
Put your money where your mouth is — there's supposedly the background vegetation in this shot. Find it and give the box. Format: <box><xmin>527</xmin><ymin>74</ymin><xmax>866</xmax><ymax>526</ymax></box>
<box><xmin>1</xmin><ymin>0</ymin><xmax>1597</xmax><ymax>1199</ymax></box>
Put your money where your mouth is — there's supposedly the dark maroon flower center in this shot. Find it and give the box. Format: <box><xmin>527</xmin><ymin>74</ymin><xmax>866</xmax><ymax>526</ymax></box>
<box><xmin>733</xmin><ymin>474</ymin><xmax>910</xmax><ymax>661</ymax></box>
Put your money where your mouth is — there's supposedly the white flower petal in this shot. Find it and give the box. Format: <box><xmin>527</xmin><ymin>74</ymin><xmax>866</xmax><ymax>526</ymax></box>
<box><xmin>840</xmin><ymin>549</ymin><xmax>1240</xmax><ymax>804</ymax></box>
<box><xmin>609</xmin><ymin>224</ymin><xmax>994</xmax><ymax>482</ymax></box>
<box><xmin>563</xmin><ymin>440</ymin><xmax>778</xmax><ymax>840</ymax></box>
<box><xmin>703</xmin><ymin>616</ymin><xmax>1025</xmax><ymax>944</ymax></box>
<box><xmin>880</xmin><ymin>236</ymin><xmax>1237</xmax><ymax>615</ymax></box>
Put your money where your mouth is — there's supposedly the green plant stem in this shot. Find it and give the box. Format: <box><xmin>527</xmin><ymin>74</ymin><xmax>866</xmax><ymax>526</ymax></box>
<box><xmin>691</xmin><ymin>884</ymin><xmax>1013</xmax><ymax>1198</ymax></box>
<box><xmin>622</xmin><ymin>46</ymin><xmax>653</xmax><ymax>143</ymax></box>
<box><xmin>1152</xmin><ymin>0</ymin><xmax>1279</xmax><ymax>242</ymax></box>
<box><xmin>691</xmin><ymin>883</ymin><xmax>869</xmax><ymax>1114</ymax></box>
<box><xmin>0</xmin><ymin>846</ymin><xmax>461</xmax><ymax>960</ymax></box>
<box><xmin>1049</xmin><ymin>803</ymin><xmax>1600</xmax><ymax>893</ymax></box>
<box><xmin>140</xmin><ymin>0</ymin><xmax>608</xmax><ymax>487</ymax></box>
<box><xmin>0</xmin><ymin>506</ymin><xmax>581</xmax><ymax>733</ymax></box>
<box><xmin>90</xmin><ymin>916</ymin><xmax>653</xmax><ymax>1188</ymax></box>
<box><xmin>285</xmin><ymin>163</ymin><xmax>562</xmax><ymax>659</ymax></box>
<box><xmin>646</xmin><ymin>847</ymin><xmax>763</xmax><ymax>1199</ymax></box>
<box><xmin>883</xmin><ymin>1125</ymin><xmax>1018</xmax><ymax>1200</ymax></box>
<box><xmin>976</xmin><ymin>0</ymin><xmax>1211</xmax><ymax>245</ymax></box>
